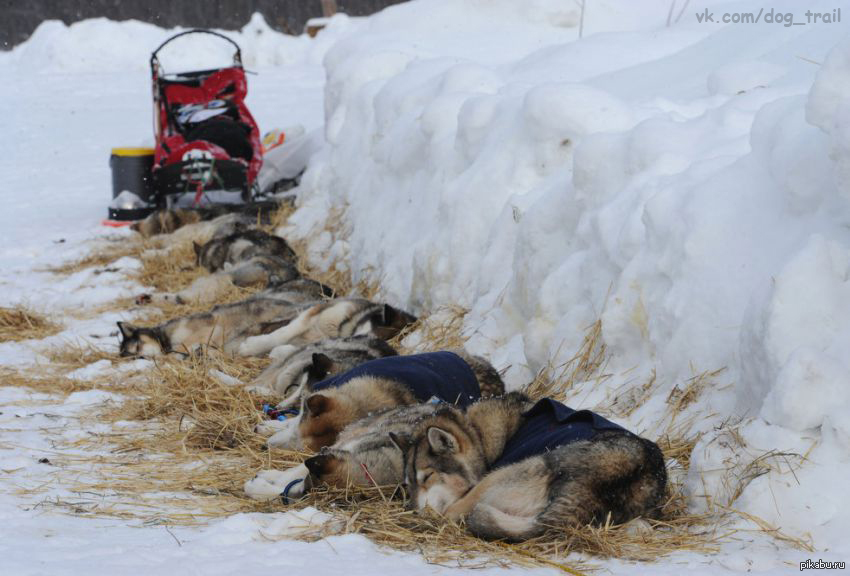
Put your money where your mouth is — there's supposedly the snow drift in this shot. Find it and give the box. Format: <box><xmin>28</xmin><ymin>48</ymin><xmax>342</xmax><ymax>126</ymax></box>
<box><xmin>287</xmin><ymin>0</ymin><xmax>850</xmax><ymax>554</ymax></box>
<box><xmin>6</xmin><ymin>12</ymin><xmax>359</xmax><ymax>73</ymax></box>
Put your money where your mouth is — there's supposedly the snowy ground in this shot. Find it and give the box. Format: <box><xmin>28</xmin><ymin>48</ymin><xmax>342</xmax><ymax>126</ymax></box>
<box><xmin>1</xmin><ymin>2</ymin><xmax>848</xmax><ymax>574</ymax></box>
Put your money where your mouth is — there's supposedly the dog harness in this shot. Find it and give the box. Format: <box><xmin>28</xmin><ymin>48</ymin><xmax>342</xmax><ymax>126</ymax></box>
<box><xmin>493</xmin><ymin>398</ymin><xmax>628</xmax><ymax>469</ymax></box>
<box><xmin>312</xmin><ymin>351</ymin><xmax>481</xmax><ymax>407</ymax></box>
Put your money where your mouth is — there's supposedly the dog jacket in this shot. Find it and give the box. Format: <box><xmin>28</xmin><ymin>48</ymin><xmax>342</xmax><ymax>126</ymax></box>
<box><xmin>494</xmin><ymin>398</ymin><xmax>627</xmax><ymax>468</ymax></box>
<box><xmin>312</xmin><ymin>351</ymin><xmax>481</xmax><ymax>407</ymax></box>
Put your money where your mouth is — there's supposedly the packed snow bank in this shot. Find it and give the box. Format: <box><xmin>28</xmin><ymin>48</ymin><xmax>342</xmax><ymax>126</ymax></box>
<box><xmin>287</xmin><ymin>0</ymin><xmax>850</xmax><ymax>556</ymax></box>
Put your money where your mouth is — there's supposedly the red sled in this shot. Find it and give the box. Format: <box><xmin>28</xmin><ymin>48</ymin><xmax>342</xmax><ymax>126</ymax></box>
<box><xmin>150</xmin><ymin>30</ymin><xmax>262</xmax><ymax>205</ymax></box>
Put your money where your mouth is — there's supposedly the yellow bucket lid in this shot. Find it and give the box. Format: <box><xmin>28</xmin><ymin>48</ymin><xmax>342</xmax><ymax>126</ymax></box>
<box><xmin>111</xmin><ymin>147</ymin><xmax>155</xmax><ymax>157</ymax></box>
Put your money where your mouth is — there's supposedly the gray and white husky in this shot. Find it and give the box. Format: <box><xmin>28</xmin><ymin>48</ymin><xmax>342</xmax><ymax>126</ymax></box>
<box><xmin>118</xmin><ymin>297</ymin><xmax>415</xmax><ymax>358</ymax></box>
<box><xmin>194</xmin><ymin>229</ymin><xmax>297</xmax><ymax>272</ymax></box>
<box><xmin>136</xmin><ymin>213</ymin><xmax>258</xmax><ymax>264</ymax></box>
<box><xmin>131</xmin><ymin>202</ymin><xmax>282</xmax><ymax>238</ymax></box>
<box><xmin>138</xmin><ymin>212</ymin><xmax>255</xmax><ymax>245</ymax></box>
<box><xmin>136</xmin><ymin>255</ymin><xmax>308</xmax><ymax>306</ymax></box>
<box><xmin>245</xmin><ymin>403</ymin><xmax>441</xmax><ymax>502</ymax></box>
<box><xmin>236</xmin><ymin>298</ymin><xmax>416</xmax><ymax>357</ymax></box>
<box><xmin>249</xmin><ymin>336</ymin><xmax>398</xmax><ymax>398</ymax></box>
<box><xmin>117</xmin><ymin>297</ymin><xmax>302</xmax><ymax>357</ymax></box>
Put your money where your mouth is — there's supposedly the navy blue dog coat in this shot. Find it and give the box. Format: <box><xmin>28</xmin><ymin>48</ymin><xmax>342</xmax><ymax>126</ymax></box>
<box><xmin>312</xmin><ymin>351</ymin><xmax>481</xmax><ymax>407</ymax></box>
<box><xmin>494</xmin><ymin>398</ymin><xmax>628</xmax><ymax>468</ymax></box>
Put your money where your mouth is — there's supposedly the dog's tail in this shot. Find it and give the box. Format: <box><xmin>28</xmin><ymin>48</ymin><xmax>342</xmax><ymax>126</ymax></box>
<box><xmin>547</xmin><ymin>431</ymin><xmax>668</xmax><ymax>529</ymax></box>
<box><xmin>454</xmin><ymin>350</ymin><xmax>505</xmax><ymax>397</ymax></box>
<box><xmin>466</xmin><ymin>503</ymin><xmax>543</xmax><ymax>542</ymax></box>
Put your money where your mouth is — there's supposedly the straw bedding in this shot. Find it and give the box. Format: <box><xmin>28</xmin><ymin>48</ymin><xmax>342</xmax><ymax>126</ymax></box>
<box><xmin>27</xmin><ymin>330</ymin><xmax>729</xmax><ymax>572</ymax></box>
<box><xmin>0</xmin><ymin>305</ymin><xmax>61</xmax><ymax>342</ymax></box>
<box><xmin>12</xmin><ymin>202</ymin><xmax>810</xmax><ymax>571</ymax></box>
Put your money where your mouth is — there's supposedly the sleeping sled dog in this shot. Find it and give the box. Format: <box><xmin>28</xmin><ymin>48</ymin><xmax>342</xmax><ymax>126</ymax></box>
<box><xmin>392</xmin><ymin>392</ymin><xmax>667</xmax><ymax>541</ymax></box>
<box><xmin>246</xmin><ymin>391</ymin><xmax>666</xmax><ymax>539</ymax></box>
<box><xmin>117</xmin><ymin>297</ymin><xmax>416</xmax><ymax>358</ymax></box>
<box><xmin>235</xmin><ymin>298</ymin><xmax>416</xmax><ymax>357</ymax></box>
<box><xmin>194</xmin><ymin>228</ymin><xmax>297</xmax><ymax>272</ymax></box>
<box><xmin>136</xmin><ymin>260</ymin><xmax>325</xmax><ymax>307</ymax></box>
<box><xmin>249</xmin><ymin>335</ymin><xmax>398</xmax><ymax>397</ymax></box>
<box><xmin>257</xmin><ymin>350</ymin><xmax>505</xmax><ymax>452</ymax></box>
<box><xmin>137</xmin><ymin>228</ymin><xmax>300</xmax><ymax>306</ymax></box>
<box><xmin>130</xmin><ymin>202</ymin><xmax>282</xmax><ymax>237</ymax></box>
<box><xmin>245</xmin><ymin>402</ymin><xmax>441</xmax><ymax>502</ymax></box>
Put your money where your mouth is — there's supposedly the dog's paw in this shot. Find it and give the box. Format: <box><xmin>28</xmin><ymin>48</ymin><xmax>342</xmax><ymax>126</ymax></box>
<box><xmin>269</xmin><ymin>344</ymin><xmax>299</xmax><ymax>360</ymax></box>
<box><xmin>135</xmin><ymin>293</ymin><xmax>152</xmax><ymax>305</ymax></box>
<box><xmin>255</xmin><ymin>419</ymin><xmax>291</xmax><ymax>437</ymax></box>
<box><xmin>267</xmin><ymin>420</ymin><xmax>302</xmax><ymax>450</ymax></box>
<box><xmin>244</xmin><ymin>470</ymin><xmax>291</xmax><ymax>501</ymax></box>
<box><xmin>244</xmin><ymin>384</ymin><xmax>273</xmax><ymax>395</ymax></box>
<box><xmin>244</xmin><ymin>465</ymin><xmax>308</xmax><ymax>502</ymax></box>
<box><xmin>238</xmin><ymin>336</ymin><xmax>269</xmax><ymax>357</ymax></box>
<box><xmin>210</xmin><ymin>369</ymin><xmax>243</xmax><ymax>387</ymax></box>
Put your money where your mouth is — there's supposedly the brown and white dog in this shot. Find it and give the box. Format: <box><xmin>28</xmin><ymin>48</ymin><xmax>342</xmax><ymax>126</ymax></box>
<box><xmin>245</xmin><ymin>402</ymin><xmax>442</xmax><ymax>502</ymax></box>
<box><xmin>258</xmin><ymin>350</ymin><xmax>505</xmax><ymax>453</ymax></box>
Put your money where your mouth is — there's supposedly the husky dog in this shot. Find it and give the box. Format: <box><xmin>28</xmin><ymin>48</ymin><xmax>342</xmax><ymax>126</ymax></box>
<box><xmin>119</xmin><ymin>296</ymin><xmax>412</xmax><ymax>358</ymax></box>
<box><xmin>262</xmin><ymin>350</ymin><xmax>505</xmax><ymax>452</ymax></box>
<box><xmin>237</xmin><ymin>298</ymin><xmax>416</xmax><ymax>357</ymax></box>
<box><xmin>392</xmin><ymin>393</ymin><xmax>667</xmax><ymax>541</ymax></box>
<box><xmin>133</xmin><ymin>209</ymin><xmax>252</xmax><ymax>240</ymax></box>
<box><xmin>264</xmin><ymin>277</ymin><xmax>335</xmax><ymax>301</ymax></box>
<box><xmin>136</xmin><ymin>255</ymin><xmax>303</xmax><ymax>306</ymax></box>
<box><xmin>249</xmin><ymin>336</ymin><xmax>398</xmax><ymax>398</ymax></box>
<box><xmin>245</xmin><ymin>403</ymin><xmax>441</xmax><ymax>502</ymax></box>
<box><xmin>194</xmin><ymin>229</ymin><xmax>297</xmax><ymax>272</ymax></box>
<box><xmin>116</xmin><ymin>297</ymin><xmax>303</xmax><ymax>357</ymax></box>
<box><xmin>131</xmin><ymin>201</ymin><xmax>284</xmax><ymax>238</ymax></box>
<box><xmin>131</xmin><ymin>208</ymin><xmax>203</xmax><ymax>237</ymax></box>
<box><xmin>136</xmin><ymin>213</ymin><xmax>259</xmax><ymax>267</ymax></box>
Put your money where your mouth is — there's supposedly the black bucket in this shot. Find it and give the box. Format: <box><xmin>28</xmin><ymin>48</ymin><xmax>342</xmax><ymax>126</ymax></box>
<box><xmin>108</xmin><ymin>148</ymin><xmax>156</xmax><ymax>220</ymax></box>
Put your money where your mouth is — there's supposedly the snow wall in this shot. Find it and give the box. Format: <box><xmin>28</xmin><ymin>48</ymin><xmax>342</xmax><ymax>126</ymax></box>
<box><xmin>286</xmin><ymin>0</ymin><xmax>850</xmax><ymax>553</ymax></box>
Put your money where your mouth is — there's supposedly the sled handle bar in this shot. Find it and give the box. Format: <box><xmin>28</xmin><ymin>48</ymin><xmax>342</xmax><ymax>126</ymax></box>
<box><xmin>150</xmin><ymin>29</ymin><xmax>242</xmax><ymax>71</ymax></box>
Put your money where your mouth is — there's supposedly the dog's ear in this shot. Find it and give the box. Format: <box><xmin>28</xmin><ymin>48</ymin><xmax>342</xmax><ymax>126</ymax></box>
<box><xmin>426</xmin><ymin>427</ymin><xmax>458</xmax><ymax>455</ymax></box>
<box><xmin>305</xmin><ymin>393</ymin><xmax>331</xmax><ymax>417</ymax></box>
<box><xmin>129</xmin><ymin>221</ymin><xmax>141</xmax><ymax>232</ymax></box>
<box><xmin>388</xmin><ymin>431</ymin><xmax>410</xmax><ymax>453</ymax></box>
<box><xmin>307</xmin><ymin>353</ymin><xmax>335</xmax><ymax>382</ymax></box>
<box><xmin>380</xmin><ymin>303</ymin><xmax>396</xmax><ymax>326</ymax></box>
<box><xmin>116</xmin><ymin>321</ymin><xmax>136</xmax><ymax>340</ymax></box>
<box><xmin>304</xmin><ymin>453</ymin><xmax>339</xmax><ymax>478</ymax></box>
<box><xmin>382</xmin><ymin>304</ymin><xmax>416</xmax><ymax>328</ymax></box>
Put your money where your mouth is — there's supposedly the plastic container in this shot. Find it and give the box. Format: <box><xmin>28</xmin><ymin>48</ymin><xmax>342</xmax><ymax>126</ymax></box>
<box><xmin>108</xmin><ymin>148</ymin><xmax>156</xmax><ymax>220</ymax></box>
